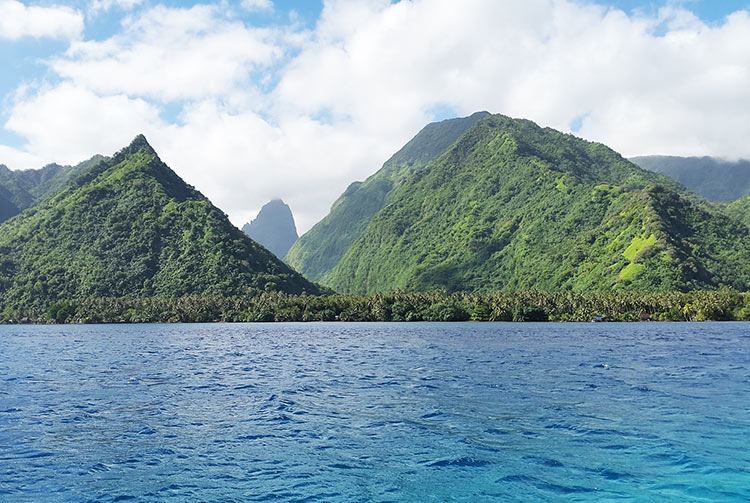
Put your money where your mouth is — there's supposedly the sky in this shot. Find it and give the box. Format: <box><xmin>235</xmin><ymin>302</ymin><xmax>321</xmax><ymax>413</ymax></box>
<box><xmin>1</xmin><ymin>0</ymin><xmax>749</xmax><ymax>233</ymax></box>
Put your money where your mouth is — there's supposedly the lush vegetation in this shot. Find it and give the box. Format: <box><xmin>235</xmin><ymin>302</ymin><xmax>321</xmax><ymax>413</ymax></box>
<box><xmin>0</xmin><ymin>136</ymin><xmax>320</xmax><ymax>310</ymax></box>
<box><xmin>0</xmin><ymin>156</ymin><xmax>104</xmax><ymax>223</ymax></box>
<box><xmin>242</xmin><ymin>199</ymin><xmax>298</xmax><ymax>259</ymax></box>
<box><xmin>631</xmin><ymin>155</ymin><xmax>750</xmax><ymax>202</ymax></box>
<box><xmin>285</xmin><ymin>111</ymin><xmax>491</xmax><ymax>280</ymax></box>
<box><xmin>3</xmin><ymin>290</ymin><xmax>749</xmax><ymax>324</ymax></box>
<box><xmin>726</xmin><ymin>195</ymin><xmax>750</xmax><ymax>229</ymax></box>
<box><xmin>324</xmin><ymin>114</ymin><xmax>750</xmax><ymax>294</ymax></box>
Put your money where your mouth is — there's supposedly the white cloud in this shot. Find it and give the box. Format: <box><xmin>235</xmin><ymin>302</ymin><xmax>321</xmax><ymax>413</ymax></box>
<box><xmin>52</xmin><ymin>4</ymin><xmax>283</xmax><ymax>102</ymax></box>
<box><xmin>5</xmin><ymin>82</ymin><xmax>164</xmax><ymax>166</ymax></box>
<box><xmin>3</xmin><ymin>0</ymin><xmax>750</xmax><ymax>233</ymax></box>
<box><xmin>241</xmin><ymin>0</ymin><xmax>273</xmax><ymax>12</ymax></box>
<box><xmin>154</xmin><ymin>102</ymin><xmax>392</xmax><ymax>232</ymax></box>
<box><xmin>0</xmin><ymin>0</ymin><xmax>83</xmax><ymax>40</ymax></box>
<box><xmin>0</xmin><ymin>144</ymin><xmax>45</xmax><ymax>171</ymax></box>
<box><xmin>277</xmin><ymin>0</ymin><xmax>750</xmax><ymax>162</ymax></box>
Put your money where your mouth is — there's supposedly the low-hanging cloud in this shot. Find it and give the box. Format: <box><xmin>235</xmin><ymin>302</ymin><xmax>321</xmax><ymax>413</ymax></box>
<box><xmin>2</xmin><ymin>0</ymin><xmax>750</xmax><ymax>233</ymax></box>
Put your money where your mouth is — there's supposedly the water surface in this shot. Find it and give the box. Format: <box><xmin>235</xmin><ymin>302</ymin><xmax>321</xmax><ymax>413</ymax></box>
<box><xmin>1</xmin><ymin>322</ymin><xmax>749</xmax><ymax>502</ymax></box>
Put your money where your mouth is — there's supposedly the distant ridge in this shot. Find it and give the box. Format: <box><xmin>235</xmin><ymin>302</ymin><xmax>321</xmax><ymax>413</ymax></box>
<box><xmin>242</xmin><ymin>199</ymin><xmax>299</xmax><ymax>259</ymax></box>
<box><xmin>0</xmin><ymin>155</ymin><xmax>105</xmax><ymax>223</ymax></box>
<box><xmin>630</xmin><ymin>155</ymin><xmax>750</xmax><ymax>202</ymax></box>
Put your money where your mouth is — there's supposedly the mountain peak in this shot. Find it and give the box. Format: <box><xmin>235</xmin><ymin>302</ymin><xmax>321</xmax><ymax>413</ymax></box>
<box><xmin>286</xmin><ymin>111</ymin><xmax>493</xmax><ymax>280</ymax></box>
<box><xmin>470</xmin><ymin>110</ymin><xmax>491</xmax><ymax>119</ymax></box>
<box><xmin>114</xmin><ymin>134</ymin><xmax>157</xmax><ymax>162</ymax></box>
<box><xmin>130</xmin><ymin>134</ymin><xmax>153</xmax><ymax>150</ymax></box>
<box><xmin>243</xmin><ymin>199</ymin><xmax>299</xmax><ymax>259</ymax></box>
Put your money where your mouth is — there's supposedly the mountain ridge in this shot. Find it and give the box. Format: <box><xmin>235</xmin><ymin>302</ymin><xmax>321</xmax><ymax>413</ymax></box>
<box><xmin>285</xmin><ymin>111</ymin><xmax>491</xmax><ymax>280</ymax></box>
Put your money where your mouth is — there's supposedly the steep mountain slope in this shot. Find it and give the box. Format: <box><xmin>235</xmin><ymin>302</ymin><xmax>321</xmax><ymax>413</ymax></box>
<box><xmin>0</xmin><ymin>156</ymin><xmax>104</xmax><ymax>223</ymax></box>
<box><xmin>630</xmin><ymin>155</ymin><xmax>750</xmax><ymax>202</ymax></box>
<box><xmin>285</xmin><ymin>111</ymin><xmax>490</xmax><ymax>280</ymax></box>
<box><xmin>0</xmin><ymin>136</ymin><xmax>319</xmax><ymax>309</ymax></box>
<box><xmin>726</xmin><ymin>195</ymin><xmax>750</xmax><ymax>229</ymax></box>
<box><xmin>242</xmin><ymin>199</ymin><xmax>299</xmax><ymax>259</ymax></box>
<box><xmin>325</xmin><ymin>115</ymin><xmax>750</xmax><ymax>294</ymax></box>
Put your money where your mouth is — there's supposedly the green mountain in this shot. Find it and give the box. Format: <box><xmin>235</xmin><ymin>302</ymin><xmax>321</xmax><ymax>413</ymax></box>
<box><xmin>0</xmin><ymin>156</ymin><xmax>104</xmax><ymax>223</ymax></box>
<box><xmin>323</xmin><ymin>114</ymin><xmax>750</xmax><ymax>294</ymax></box>
<box><xmin>630</xmin><ymin>155</ymin><xmax>750</xmax><ymax>202</ymax></box>
<box><xmin>0</xmin><ymin>136</ymin><xmax>319</xmax><ymax>310</ymax></box>
<box><xmin>242</xmin><ymin>199</ymin><xmax>298</xmax><ymax>259</ymax></box>
<box><xmin>285</xmin><ymin>111</ymin><xmax>490</xmax><ymax>280</ymax></box>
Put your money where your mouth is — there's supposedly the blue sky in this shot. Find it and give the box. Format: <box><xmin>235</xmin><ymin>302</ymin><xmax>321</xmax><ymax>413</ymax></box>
<box><xmin>605</xmin><ymin>0</ymin><xmax>749</xmax><ymax>20</ymax></box>
<box><xmin>0</xmin><ymin>0</ymin><xmax>749</xmax><ymax>230</ymax></box>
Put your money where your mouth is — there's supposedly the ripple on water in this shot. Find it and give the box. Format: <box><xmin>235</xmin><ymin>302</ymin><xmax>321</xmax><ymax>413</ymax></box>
<box><xmin>0</xmin><ymin>322</ymin><xmax>749</xmax><ymax>502</ymax></box>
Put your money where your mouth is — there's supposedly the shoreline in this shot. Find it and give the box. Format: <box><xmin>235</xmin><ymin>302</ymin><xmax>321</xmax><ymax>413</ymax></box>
<box><xmin>3</xmin><ymin>290</ymin><xmax>748</xmax><ymax>324</ymax></box>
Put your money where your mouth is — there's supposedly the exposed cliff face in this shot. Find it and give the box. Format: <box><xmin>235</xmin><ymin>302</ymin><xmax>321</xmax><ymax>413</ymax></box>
<box><xmin>242</xmin><ymin>199</ymin><xmax>299</xmax><ymax>260</ymax></box>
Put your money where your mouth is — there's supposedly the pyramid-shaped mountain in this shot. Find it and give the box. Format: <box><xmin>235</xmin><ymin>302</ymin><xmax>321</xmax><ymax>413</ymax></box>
<box><xmin>242</xmin><ymin>199</ymin><xmax>298</xmax><ymax>259</ymax></box>
<box><xmin>323</xmin><ymin>114</ymin><xmax>750</xmax><ymax>294</ymax></box>
<box><xmin>285</xmin><ymin>111</ymin><xmax>490</xmax><ymax>280</ymax></box>
<box><xmin>0</xmin><ymin>135</ymin><xmax>320</xmax><ymax>309</ymax></box>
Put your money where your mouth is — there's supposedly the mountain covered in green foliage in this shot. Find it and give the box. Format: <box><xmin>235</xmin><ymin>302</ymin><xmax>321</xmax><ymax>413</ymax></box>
<box><xmin>285</xmin><ymin>111</ymin><xmax>490</xmax><ymax>280</ymax></box>
<box><xmin>630</xmin><ymin>155</ymin><xmax>750</xmax><ymax>202</ymax></box>
<box><xmin>0</xmin><ymin>136</ymin><xmax>320</xmax><ymax>310</ymax></box>
<box><xmin>726</xmin><ymin>195</ymin><xmax>750</xmax><ymax>229</ymax></box>
<box><xmin>321</xmin><ymin>114</ymin><xmax>750</xmax><ymax>294</ymax></box>
<box><xmin>0</xmin><ymin>156</ymin><xmax>104</xmax><ymax>223</ymax></box>
<box><xmin>242</xmin><ymin>199</ymin><xmax>298</xmax><ymax>259</ymax></box>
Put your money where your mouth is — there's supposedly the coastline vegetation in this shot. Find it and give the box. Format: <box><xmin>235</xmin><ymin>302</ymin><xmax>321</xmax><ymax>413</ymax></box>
<box><xmin>2</xmin><ymin>289</ymin><xmax>749</xmax><ymax>324</ymax></box>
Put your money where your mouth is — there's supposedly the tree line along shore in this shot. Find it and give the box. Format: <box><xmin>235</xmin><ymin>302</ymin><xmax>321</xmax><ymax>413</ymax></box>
<box><xmin>3</xmin><ymin>290</ymin><xmax>748</xmax><ymax>324</ymax></box>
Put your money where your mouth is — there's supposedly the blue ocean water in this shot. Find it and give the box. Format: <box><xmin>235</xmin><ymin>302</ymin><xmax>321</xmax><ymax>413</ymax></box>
<box><xmin>0</xmin><ymin>322</ymin><xmax>748</xmax><ymax>502</ymax></box>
